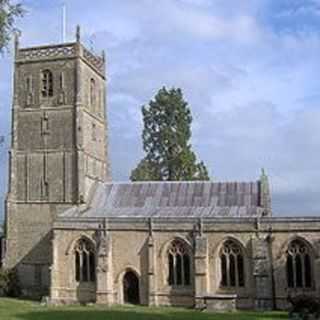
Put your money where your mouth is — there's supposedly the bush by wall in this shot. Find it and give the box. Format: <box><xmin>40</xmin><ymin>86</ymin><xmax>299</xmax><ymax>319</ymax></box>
<box><xmin>288</xmin><ymin>294</ymin><xmax>320</xmax><ymax>320</ymax></box>
<box><xmin>0</xmin><ymin>268</ymin><xmax>21</xmax><ymax>297</ymax></box>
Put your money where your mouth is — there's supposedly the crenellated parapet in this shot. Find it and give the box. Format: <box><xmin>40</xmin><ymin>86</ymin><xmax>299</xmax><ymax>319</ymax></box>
<box><xmin>16</xmin><ymin>43</ymin><xmax>76</xmax><ymax>61</ymax></box>
<box><xmin>15</xmin><ymin>26</ymin><xmax>105</xmax><ymax>76</ymax></box>
<box><xmin>82</xmin><ymin>45</ymin><xmax>105</xmax><ymax>75</ymax></box>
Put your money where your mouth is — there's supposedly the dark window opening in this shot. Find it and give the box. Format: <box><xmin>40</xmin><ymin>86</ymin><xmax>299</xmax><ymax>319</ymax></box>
<box><xmin>167</xmin><ymin>239</ymin><xmax>191</xmax><ymax>287</ymax></box>
<box><xmin>287</xmin><ymin>255</ymin><xmax>294</xmax><ymax>288</ymax></box>
<box><xmin>168</xmin><ymin>254</ymin><xmax>174</xmax><ymax>285</ymax></box>
<box><xmin>183</xmin><ymin>254</ymin><xmax>190</xmax><ymax>286</ymax></box>
<box><xmin>75</xmin><ymin>251</ymin><xmax>80</xmax><ymax>282</ymax></box>
<box><xmin>237</xmin><ymin>255</ymin><xmax>244</xmax><ymax>287</ymax></box>
<box><xmin>220</xmin><ymin>240</ymin><xmax>245</xmax><ymax>288</ymax></box>
<box><xmin>123</xmin><ymin>271</ymin><xmax>140</xmax><ymax>304</ymax></box>
<box><xmin>90</xmin><ymin>78</ymin><xmax>96</xmax><ymax>111</ymax></box>
<box><xmin>230</xmin><ymin>254</ymin><xmax>236</xmax><ymax>287</ymax></box>
<box><xmin>82</xmin><ymin>253</ymin><xmax>88</xmax><ymax>282</ymax></box>
<box><xmin>176</xmin><ymin>254</ymin><xmax>182</xmax><ymax>285</ymax></box>
<box><xmin>89</xmin><ymin>252</ymin><xmax>95</xmax><ymax>282</ymax></box>
<box><xmin>286</xmin><ymin>240</ymin><xmax>313</xmax><ymax>289</ymax></box>
<box><xmin>221</xmin><ymin>254</ymin><xmax>227</xmax><ymax>287</ymax></box>
<box><xmin>41</xmin><ymin>70</ymin><xmax>53</xmax><ymax>97</ymax></box>
<box><xmin>74</xmin><ymin>238</ymin><xmax>96</xmax><ymax>283</ymax></box>
<box><xmin>296</xmin><ymin>256</ymin><xmax>303</xmax><ymax>288</ymax></box>
<box><xmin>305</xmin><ymin>254</ymin><xmax>312</xmax><ymax>288</ymax></box>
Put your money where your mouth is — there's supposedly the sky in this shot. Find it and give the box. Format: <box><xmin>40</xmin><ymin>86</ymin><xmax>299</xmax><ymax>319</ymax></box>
<box><xmin>1</xmin><ymin>0</ymin><xmax>320</xmax><ymax>216</ymax></box>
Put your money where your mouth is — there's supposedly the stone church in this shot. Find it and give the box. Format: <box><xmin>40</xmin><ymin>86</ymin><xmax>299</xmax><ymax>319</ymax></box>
<box><xmin>3</xmin><ymin>27</ymin><xmax>320</xmax><ymax>311</ymax></box>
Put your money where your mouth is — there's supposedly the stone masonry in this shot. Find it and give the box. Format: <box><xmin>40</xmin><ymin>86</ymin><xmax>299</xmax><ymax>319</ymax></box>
<box><xmin>4</xmin><ymin>27</ymin><xmax>109</xmax><ymax>296</ymax></box>
<box><xmin>4</xmin><ymin>27</ymin><xmax>320</xmax><ymax>311</ymax></box>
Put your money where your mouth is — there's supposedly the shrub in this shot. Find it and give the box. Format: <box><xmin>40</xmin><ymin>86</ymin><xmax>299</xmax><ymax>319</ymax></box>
<box><xmin>288</xmin><ymin>294</ymin><xmax>320</xmax><ymax>320</ymax></box>
<box><xmin>0</xmin><ymin>268</ymin><xmax>21</xmax><ymax>297</ymax></box>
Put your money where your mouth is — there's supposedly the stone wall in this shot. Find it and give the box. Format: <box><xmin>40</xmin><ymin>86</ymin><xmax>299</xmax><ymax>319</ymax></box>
<box><xmin>4</xmin><ymin>37</ymin><xmax>109</xmax><ymax>297</ymax></box>
<box><xmin>50</xmin><ymin>217</ymin><xmax>320</xmax><ymax>310</ymax></box>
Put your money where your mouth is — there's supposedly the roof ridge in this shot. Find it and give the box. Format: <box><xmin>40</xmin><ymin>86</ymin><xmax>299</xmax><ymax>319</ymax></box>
<box><xmin>102</xmin><ymin>180</ymin><xmax>259</xmax><ymax>186</ymax></box>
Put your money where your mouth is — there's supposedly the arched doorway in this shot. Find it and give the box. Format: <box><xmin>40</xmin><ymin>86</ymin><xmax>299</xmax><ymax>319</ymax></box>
<box><xmin>123</xmin><ymin>271</ymin><xmax>140</xmax><ymax>304</ymax></box>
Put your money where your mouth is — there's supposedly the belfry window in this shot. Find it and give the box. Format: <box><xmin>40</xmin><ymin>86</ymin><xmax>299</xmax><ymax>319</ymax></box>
<box><xmin>90</xmin><ymin>78</ymin><xmax>96</xmax><ymax>111</ymax></box>
<box><xmin>220</xmin><ymin>240</ymin><xmax>245</xmax><ymax>288</ymax></box>
<box><xmin>168</xmin><ymin>239</ymin><xmax>191</xmax><ymax>286</ymax></box>
<box><xmin>41</xmin><ymin>70</ymin><xmax>53</xmax><ymax>97</ymax></box>
<box><xmin>287</xmin><ymin>240</ymin><xmax>312</xmax><ymax>289</ymax></box>
<box><xmin>74</xmin><ymin>238</ymin><xmax>96</xmax><ymax>282</ymax></box>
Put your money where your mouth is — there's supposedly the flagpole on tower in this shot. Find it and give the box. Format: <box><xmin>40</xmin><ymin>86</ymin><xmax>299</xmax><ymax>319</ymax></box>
<box><xmin>62</xmin><ymin>4</ymin><xmax>66</xmax><ymax>42</ymax></box>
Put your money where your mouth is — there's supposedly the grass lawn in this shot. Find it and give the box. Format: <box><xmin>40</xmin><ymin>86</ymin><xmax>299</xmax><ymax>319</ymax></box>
<box><xmin>0</xmin><ymin>298</ymin><xmax>287</xmax><ymax>320</ymax></box>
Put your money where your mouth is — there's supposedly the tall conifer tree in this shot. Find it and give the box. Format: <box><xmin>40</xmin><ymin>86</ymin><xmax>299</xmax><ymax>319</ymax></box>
<box><xmin>131</xmin><ymin>87</ymin><xmax>209</xmax><ymax>181</ymax></box>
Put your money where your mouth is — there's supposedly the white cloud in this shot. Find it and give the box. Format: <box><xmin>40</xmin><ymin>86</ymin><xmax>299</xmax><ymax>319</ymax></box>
<box><xmin>1</xmin><ymin>0</ymin><xmax>320</xmax><ymax>216</ymax></box>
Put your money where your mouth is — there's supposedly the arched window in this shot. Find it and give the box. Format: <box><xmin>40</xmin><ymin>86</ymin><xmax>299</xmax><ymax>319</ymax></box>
<box><xmin>41</xmin><ymin>69</ymin><xmax>53</xmax><ymax>97</ymax></box>
<box><xmin>220</xmin><ymin>240</ymin><xmax>245</xmax><ymax>288</ymax></box>
<box><xmin>167</xmin><ymin>239</ymin><xmax>191</xmax><ymax>286</ymax></box>
<box><xmin>90</xmin><ymin>78</ymin><xmax>96</xmax><ymax>111</ymax></box>
<box><xmin>74</xmin><ymin>238</ymin><xmax>96</xmax><ymax>282</ymax></box>
<box><xmin>286</xmin><ymin>240</ymin><xmax>312</xmax><ymax>289</ymax></box>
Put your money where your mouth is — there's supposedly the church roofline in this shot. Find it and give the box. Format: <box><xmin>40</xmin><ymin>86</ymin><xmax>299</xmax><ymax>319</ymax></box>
<box><xmin>59</xmin><ymin>177</ymin><xmax>271</xmax><ymax>219</ymax></box>
<box><xmin>17</xmin><ymin>41</ymin><xmax>77</xmax><ymax>51</ymax></box>
<box><xmin>53</xmin><ymin>215</ymin><xmax>320</xmax><ymax>230</ymax></box>
<box><xmin>102</xmin><ymin>180</ymin><xmax>261</xmax><ymax>185</ymax></box>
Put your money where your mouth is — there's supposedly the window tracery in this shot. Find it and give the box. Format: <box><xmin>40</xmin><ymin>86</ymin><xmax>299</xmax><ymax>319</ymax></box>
<box><xmin>167</xmin><ymin>239</ymin><xmax>191</xmax><ymax>286</ymax></box>
<box><xmin>286</xmin><ymin>240</ymin><xmax>312</xmax><ymax>289</ymax></box>
<box><xmin>220</xmin><ymin>240</ymin><xmax>245</xmax><ymax>288</ymax></box>
<box><xmin>41</xmin><ymin>69</ymin><xmax>53</xmax><ymax>97</ymax></box>
<box><xmin>74</xmin><ymin>238</ymin><xmax>96</xmax><ymax>282</ymax></box>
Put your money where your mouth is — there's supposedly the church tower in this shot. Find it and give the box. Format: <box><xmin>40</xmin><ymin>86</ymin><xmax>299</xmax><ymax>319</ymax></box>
<box><xmin>5</xmin><ymin>27</ymin><xmax>110</xmax><ymax>294</ymax></box>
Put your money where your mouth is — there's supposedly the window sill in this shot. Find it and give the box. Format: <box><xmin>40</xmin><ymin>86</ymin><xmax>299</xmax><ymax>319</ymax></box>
<box><xmin>217</xmin><ymin>287</ymin><xmax>247</xmax><ymax>295</ymax></box>
<box><xmin>160</xmin><ymin>286</ymin><xmax>193</xmax><ymax>295</ymax></box>
<box><xmin>75</xmin><ymin>281</ymin><xmax>96</xmax><ymax>285</ymax></box>
<box><xmin>286</xmin><ymin>287</ymin><xmax>315</xmax><ymax>293</ymax></box>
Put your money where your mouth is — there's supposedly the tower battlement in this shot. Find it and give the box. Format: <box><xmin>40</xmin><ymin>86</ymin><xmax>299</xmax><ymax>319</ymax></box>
<box><xmin>15</xmin><ymin>28</ymin><xmax>105</xmax><ymax>76</ymax></box>
<box><xmin>4</xmin><ymin>27</ymin><xmax>110</xmax><ymax>282</ymax></box>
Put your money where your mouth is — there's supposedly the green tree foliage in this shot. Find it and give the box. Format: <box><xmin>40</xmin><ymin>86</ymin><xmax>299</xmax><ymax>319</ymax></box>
<box><xmin>0</xmin><ymin>0</ymin><xmax>24</xmax><ymax>53</ymax></box>
<box><xmin>131</xmin><ymin>87</ymin><xmax>210</xmax><ymax>181</ymax></box>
